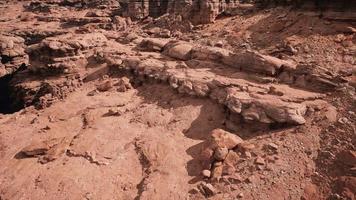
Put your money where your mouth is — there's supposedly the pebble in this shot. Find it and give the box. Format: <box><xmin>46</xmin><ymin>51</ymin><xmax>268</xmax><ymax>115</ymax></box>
<box><xmin>338</xmin><ymin>117</ymin><xmax>349</xmax><ymax>124</ymax></box>
<box><xmin>255</xmin><ymin>156</ymin><xmax>265</xmax><ymax>165</ymax></box>
<box><xmin>214</xmin><ymin>147</ymin><xmax>228</xmax><ymax>161</ymax></box>
<box><xmin>202</xmin><ymin>170</ymin><xmax>211</xmax><ymax>178</ymax></box>
<box><xmin>267</xmin><ymin>142</ymin><xmax>279</xmax><ymax>150</ymax></box>
<box><xmin>244</xmin><ymin>151</ymin><xmax>252</xmax><ymax>158</ymax></box>
<box><xmin>199</xmin><ymin>182</ymin><xmax>216</xmax><ymax>197</ymax></box>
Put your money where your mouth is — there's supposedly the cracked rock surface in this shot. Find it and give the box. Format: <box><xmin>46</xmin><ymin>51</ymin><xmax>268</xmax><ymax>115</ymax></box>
<box><xmin>0</xmin><ymin>1</ymin><xmax>355</xmax><ymax>200</ymax></box>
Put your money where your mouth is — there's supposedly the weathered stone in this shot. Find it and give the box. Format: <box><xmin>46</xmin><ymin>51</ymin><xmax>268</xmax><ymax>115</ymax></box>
<box><xmin>139</xmin><ymin>38</ymin><xmax>170</xmax><ymax>52</ymax></box>
<box><xmin>266</xmin><ymin>143</ymin><xmax>279</xmax><ymax>150</ymax></box>
<box><xmin>191</xmin><ymin>45</ymin><xmax>231</xmax><ymax>62</ymax></box>
<box><xmin>214</xmin><ymin>147</ymin><xmax>228</xmax><ymax>161</ymax></box>
<box><xmin>202</xmin><ymin>169</ymin><xmax>211</xmax><ymax>178</ymax></box>
<box><xmin>163</xmin><ymin>41</ymin><xmax>193</xmax><ymax>60</ymax></box>
<box><xmin>226</xmin><ymin>89</ymin><xmax>307</xmax><ymax>124</ymax></box>
<box><xmin>223</xmin><ymin>50</ymin><xmax>296</xmax><ymax>75</ymax></box>
<box><xmin>224</xmin><ymin>150</ymin><xmax>240</xmax><ymax>166</ymax></box>
<box><xmin>27</xmin><ymin>33</ymin><xmax>107</xmax><ymax>74</ymax></box>
<box><xmin>97</xmin><ymin>80</ymin><xmax>113</xmax><ymax>92</ymax></box>
<box><xmin>199</xmin><ymin>182</ymin><xmax>216</xmax><ymax>197</ymax></box>
<box><xmin>117</xmin><ymin>77</ymin><xmax>132</xmax><ymax>92</ymax></box>
<box><xmin>0</xmin><ymin>34</ymin><xmax>29</xmax><ymax>77</ymax></box>
<box><xmin>209</xmin><ymin>128</ymin><xmax>243</xmax><ymax>150</ymax></box>
<box><xmin>211</xmin><ymin>164</ymin><xmax>223</xmax><ymax>179</ymax></box>
<box><xmin>255</xmin><ymin>156</ymin><xmax>265</xmax><ymax>165</ymax></box>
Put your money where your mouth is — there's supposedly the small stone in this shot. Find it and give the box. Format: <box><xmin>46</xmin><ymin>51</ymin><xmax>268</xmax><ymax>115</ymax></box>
<box><xmin>267</xmin><ymin>143</ymin><xmax>278</xmax><ymax>150</ymax></box>
<box><xmin>237</xmin><ymin>192</ymin><xmax>244</xmax><ymax>198</ymax></box>
<box><xmin>324</xmin><ymin>105</ymin><xmax>338</xmax><ymax>122</ymax></box>
<box><xmin>256</xmin><ymin>165</ymin><xmax>264</xmax><ymax>170</ymax></box>
<box><xmin>350</xmin><ymin>166</ymin><xmax>356</xmax><ymax>172</ymax></box>
<box><xmin>338</xmin><ymin>117</ymin><xmax>349</xmax><ymax>124</ymax></box>
<box><xmin>202</xmin><ymin>170</ymin><xmax>211</xmax><ymax>178</ymax></box>
<box><xmin>48</xmin><ymin>115</ymin><xmax>56</xmax><ymax>122</ymax></box>
<box><xmin>87</xmin><ymin>90</ymin><xmax>98</xmax><ymax>96</ymax></box>
<box><xmin>243</xmin><ymin>151</ymin><xmax>252</xmax><ymax>158</ymax></box>
<box><xmin>214</xmin><ymin>147</ymin><xmax>228</xmax><ymax>161</ymax></box>
<box><xmin>190</xmin><ymin>187</ymin><xmax>200</xmax><ymax>194</ymax></box>
<box><xmin>107</xmin><ymin>108</ymin><xmax>122</xmax><ymax>116</ymax></box>
<box><xmin>117</xmin><ymin>77</ymin><xmax>132</xmax><ymax>92</ymax></box>
<box><xmin>222</xmin><ymin>165</ymin><xmax>235</xmax><ymax>175</ymax></box>
<box><xmin>215</xmin><ymin>41</ymin><xmax>223</xmax><ymax>47</ymax></box>
<box><xmin>246</xmin><ymin>175</ymin><xmax>258</xmax><ymax>183</ymax></box>
<box><xmin>255</xmin><ymin>156</ymin><xmax>265</xmax><ymax>165</ymax></box>
<box><xmin>200</xmin><ymin>183</ymin><xmax>216</xmax><ymax>197</ymax></box>
<box><xmin>211</xmin><ymin>165</ymin><xmax>223</xmax><ymax>179</ymax></box>
<box><xmin>230</xmin><ymin>184</ymin><xmax>239</xmax><ymax>191</ymax></box>
<box><xmin>227</xmin><ymin>174</ymin><xmax>243</xmax><ymax>183</ymax></box>
<box><xmin>97</xmin><ymin>80</ymin><xmax>113</xmax><ymax>92</ymax></box>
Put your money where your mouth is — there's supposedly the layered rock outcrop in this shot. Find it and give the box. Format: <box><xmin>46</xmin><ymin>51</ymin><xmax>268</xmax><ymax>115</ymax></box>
<box><xmin>0</xmin><ymin>35</ymin><xmax>29</xmax><ymax>77</ymax></box>
<box><xmin>126</xmin><ymin>0</ymin><xmax>241</xmax><ymax>24</ymax></box>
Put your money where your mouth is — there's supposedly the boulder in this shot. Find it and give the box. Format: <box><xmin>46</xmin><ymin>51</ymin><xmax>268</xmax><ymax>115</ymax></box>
<box><xmin>209</xmin><ymin>128</ymin><xmax>243</xmax><ymax>150</ymax></box>
<box><xmin>163</xmin><ymin>41</ymin><xmax>193</xmax><ymax>60</ymax></box>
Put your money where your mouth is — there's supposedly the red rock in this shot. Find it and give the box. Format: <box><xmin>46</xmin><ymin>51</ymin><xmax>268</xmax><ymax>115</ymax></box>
<box><xmin>224</xmin><ymin>150</ymin><xmax>240</xmax><ymax>167</ymax></box>
<box><xmin>213</xmin><ymin>147</ymin><xmax>228</xmax><ymax>161</ymax></box>
<box><xmin>238</xmin><ymin>142</ymin><xmax>256</xmax><ymax>152</ymax></box>
<box><xmin>199</xmin><ymin>182</ymin><xmax>216</xmax><ymax>197</ymax></box>
<box><xmin>210</xmin><ymin>128</ymin><xmax>243</xmax><ymax>150</ymax></box>
<box><xmin>97</xmin><ymin>80</ymin><xmax>113</xmax><ymax>92</ymax></box>
<box><xmin>255</xmin><ymin>156</ymin><xmax>265</xmax><ymax>165</ymax></box>
<box><xmin>202</xmin><ymin>170</ymin><xmax>211</xmax><ymax>178</ymax></box>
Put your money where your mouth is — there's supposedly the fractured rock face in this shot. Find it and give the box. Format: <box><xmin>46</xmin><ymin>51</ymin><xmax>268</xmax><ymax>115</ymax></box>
<box><xmin>26</xmin><ymin>33</ymin><xmax>107</xmax><ymax>74</ymax></box>
<box><xmin>0</xmin><ymin>35</ymin><xmax>28</xmax><ymax>77</ymax></box>
<box><xmin>125</xmin><ymin>0</ymin><xmax>240</xmax><ymax>24</ymax></box>
<box><xmin>226</xmin><ymin>89</ymin><xmax>307</xmax><ymax>124</ymax></box>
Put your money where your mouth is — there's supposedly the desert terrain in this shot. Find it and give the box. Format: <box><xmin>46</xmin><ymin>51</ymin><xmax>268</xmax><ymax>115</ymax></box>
<box><xmin>0</xmin><ymin>0</ymin><xmax>355</xmax><ymax>199</ymax></box>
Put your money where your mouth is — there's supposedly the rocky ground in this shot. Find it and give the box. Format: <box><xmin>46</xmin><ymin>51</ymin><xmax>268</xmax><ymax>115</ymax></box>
<box><xmin>0</xmin><ymin>0</ymin><xmax>355</xmax><ymax>200</ymax></box>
